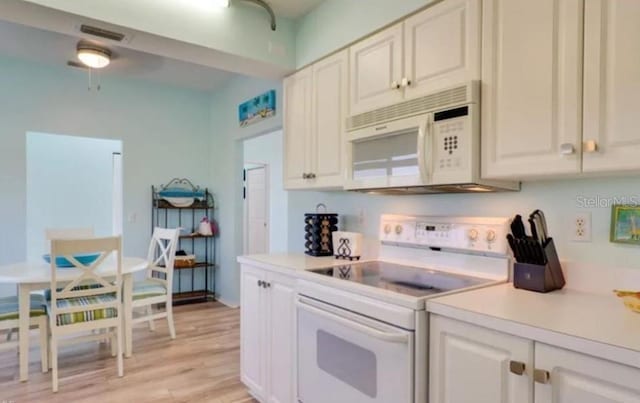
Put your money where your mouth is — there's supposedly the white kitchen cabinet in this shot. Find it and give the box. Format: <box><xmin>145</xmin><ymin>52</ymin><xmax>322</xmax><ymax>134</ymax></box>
<box><xmin>430</xmin><ymin>315</ymin><xmax>534</xmax><ymax>403</ymax></box>
<box><xmin>481</xmin><ymin>0</ymin><xmax>584</xmax><ymax>179</ymax></box>
<box><xmin>582</xmin><ymin>0</ymin><xmax>640</xmax><ymax>173</ymax></box>
<box><xmin>534</xmin><ymin>343</ymin><xmax>640</xmax><ymax>403</ymax></box>
<box><xmin>403</xmin><ymin>0</ymin><xmax>480</xmax><ymax>99</ymax></box>
<box><xmin>240</xmin><ymin>265</ymin><xmax>296</xmax><ymax>403</ymax></box>
<box><xmin>349</xmin><ymin>23</ymin><xmax>404</xmax><ymax>116</ymax></box>
<box><xmin>283</xmin><ymin>66</ymin><xmax>312</xmax><ymax>189</ymax></box>
<box><xmin>430</xmin><ymin>315</ymin><xmax>640</xmax><ymax>403</ymax></box>
<box><xmin>284</xmin><ymin>50</ymin><xmax>347</xmax><ymax>190</ymax></box>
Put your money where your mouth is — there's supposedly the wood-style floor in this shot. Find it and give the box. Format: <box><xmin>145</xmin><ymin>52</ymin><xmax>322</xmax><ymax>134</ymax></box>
<box><xmin>0</xmin><ymin>302</ymin><xmax>256</xmax><ymax>403</ymax></box>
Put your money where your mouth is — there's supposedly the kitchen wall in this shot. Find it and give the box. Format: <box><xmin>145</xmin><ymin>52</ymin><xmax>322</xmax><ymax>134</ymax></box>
<box><xmin>209</xmin><ymin>75</ymin><xmax>283</xmax><ymax>306</ymax></box>
<box><xmin>0</xmin><ymin>54</ymin><xmax>212</xmax><ymax>297</ymax></box>
<box><xmin>243</xmin><ymin>130</ymin><xmax>289</xmax><ymax>253</ymax></box>
<box><xmin>294</xmin><ymin>0</ymin><xmax>434</xmax><ymax>67</ymax></box>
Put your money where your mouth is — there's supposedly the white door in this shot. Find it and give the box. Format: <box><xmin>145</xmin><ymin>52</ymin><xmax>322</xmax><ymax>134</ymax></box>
<box><xmin>582</xmin><ymin>0</ymin><xmax>640</xmax><ymax>173</ymax></box>
<box><xmin>349</xmin><ymin>23</ymin><xmax>404</xmax><ymax>116</ymax></box>
<box><xmin>284</xmin><ymin>67</ymin><xmax>313</xmax><ymax>189</ymax></box>
<box><xmin>430</xmin><ymin>315</ymin><xmax>534</xmax><ymax>403</ymax></box>
<box><xmin>266</xmin><ymin>272</ymin><xmax>296</xmax><ymax>403</ymax></box>
<box><xmin>534</xmin><ymin>343</ymin><xmax>640</xmax><ymax>403</ymax></box>
<box><xmin>297</xmin><ymin>296</ymin><xmax>413</xmax><ymax>403</ymax></box>
<box><xmin>240</xmin><ymin>266</ymin><xmax>267</xmax><ymax>400</ymax></box>
<box><xmin>481</xmin><ymin>0</ymin><xmax>584</xmax><ymax>179</ymax></box>
<box><xmin>245</xmin><ymin>166</ymin><xmax>268</xmax><ymax>254</ymax></box>
<box><xmin>403</xmin><ymin>0</ymin><xmax>480</xmax><ymax>99</ymax></box>
<box><xmin>309</xmin><ymin>49</ymin><xmax>348</xmax><ymax>189</ymax></box>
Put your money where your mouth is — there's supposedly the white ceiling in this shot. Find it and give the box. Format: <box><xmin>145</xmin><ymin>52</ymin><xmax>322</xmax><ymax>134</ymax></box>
<box><xmin>267</xmin><ymin>0</ymin><xmax>325</xmax><ymax>19</ymax></box>
<box><xmin>0</xmin><ymin>19</ymin><xmax>239</xmax><ymax>92</ymax></box>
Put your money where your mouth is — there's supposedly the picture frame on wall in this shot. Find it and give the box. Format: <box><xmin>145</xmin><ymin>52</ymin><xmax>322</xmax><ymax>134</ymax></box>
<box><xmin>238</xmin><ymin>89</ymin><xmax>276</xmax><ymax>127</ymax></box>
<box><xmin>610</xmin><ymin>204</ymin><xmax>640</xmax><ymax>244</ymax></box>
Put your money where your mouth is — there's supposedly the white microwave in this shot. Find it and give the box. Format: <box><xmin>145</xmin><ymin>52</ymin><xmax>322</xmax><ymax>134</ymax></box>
<box><xmin>345</xmin><ymin>82</ymin><xmax>519</xmax><ymax>194</ymax></box>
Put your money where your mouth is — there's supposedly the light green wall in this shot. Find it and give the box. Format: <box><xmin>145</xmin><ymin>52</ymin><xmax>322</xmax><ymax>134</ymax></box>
<box><xmin>22</xmin><ymin>0</ymin><xmax>297</xmax><ymax>70</ymax></box>
<box><xmin>0</xmin><ymin>55</ymin><xmax>212</xmax><ymax>297</ymax></box>
<box><xmin>294</xmin><ymin>0</ymin><xmax>434</xmax><ymax>67</ymax></box>
<box><xmin>209</xmin><ymin>75</ymin><xmax>283</xmax><ymax>306</ymax></box>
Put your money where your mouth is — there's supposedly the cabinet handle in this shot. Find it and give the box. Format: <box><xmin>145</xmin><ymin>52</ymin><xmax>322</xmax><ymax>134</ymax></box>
<box><xmin>391</xmin><ymin>81</ymin><xmax>400</xmax><ymax>90</ymax></box>
<box><xmin>509</xmin><ymin>360</ymin><xmax>526</xmax><ymax>376</ymax></box>
<box><xmin>265</xmin><ymin>282</ymin><xmax>271</xmax><ymax>288</ymax></box>
<box><xmin>308</xmin><ymin>173</ymin><xmax>316</xmax><ymax>179</ymax></box>
<box><xmin>584</xmin><ymin>140</ymin><xmax>598</xmax><ymax>153</ymax></box>
<box><xmin>401</xmin><ymin>77</ymin><xmax>412</xmax><ymax>88</ymax></box>
<box><xmin>560</xmin><ymin>143</ymin><xmax>575</xmax><ymax>155</ymax></box>
<box><xmin>534</xmin><ymin>369</ymin><xmax>550</xmax><ymax>384</ymax></box>
<box><xmin>257</xmin><ymin>280</ymin><xmax>264</xmax><ymax>287</ymax></box>
<box><xmin>302</xmin><ymin>173</ymin><xmax>308</xmax><ymax>179</ymax></box>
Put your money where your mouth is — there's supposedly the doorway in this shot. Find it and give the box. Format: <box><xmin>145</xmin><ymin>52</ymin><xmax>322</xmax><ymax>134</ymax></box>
<box><xmin>244</xmin><ymin>164</ymin><xmax>269</xmax><ymax>254</ymax></box>
<box><xmin>25</xmin><ymin>132</ymin><xmax>123</xmax><ymax>260</ymax></box>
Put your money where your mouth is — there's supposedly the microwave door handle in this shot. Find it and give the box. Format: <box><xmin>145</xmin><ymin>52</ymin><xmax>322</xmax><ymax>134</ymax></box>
<box><xmin>296</xmin><ymin>297</ymin><xmax>408</xmax><ymax>344</ymax></box>
<box><xmin>417</xmin><ymin>116</ymin><xmax>431</xmax><ymax>182</ymax></box>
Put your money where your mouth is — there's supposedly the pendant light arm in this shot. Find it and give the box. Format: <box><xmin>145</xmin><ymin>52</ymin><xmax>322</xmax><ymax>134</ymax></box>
<box><xmin>235</xmin><ymin>0</ymin><xmax>276</xmax><ymax>31</ymax></box>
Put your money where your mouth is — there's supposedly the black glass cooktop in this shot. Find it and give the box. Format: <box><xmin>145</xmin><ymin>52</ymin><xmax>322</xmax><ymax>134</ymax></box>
<box><xmin>309</xmin><ymin>261</ymin><xmax>492</xmax><ymax>298</ymax></box>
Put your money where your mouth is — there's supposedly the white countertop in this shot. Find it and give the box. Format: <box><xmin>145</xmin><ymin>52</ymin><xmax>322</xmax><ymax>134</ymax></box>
<box><xmin>427</xmin><ymin>284</ymin><xmax>640</xmax><ymax>368</ymax></box>
<box><xmin>237</xmin><ymin>253</ymin><xmax>360</xmax><ymax>272</ymax></box>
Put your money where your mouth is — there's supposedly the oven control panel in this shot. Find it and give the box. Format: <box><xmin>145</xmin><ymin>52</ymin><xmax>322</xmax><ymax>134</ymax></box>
<box><xmin>379</xmin><ymin>214</ymin><xmax>510</xmax><ymax>255</ymax></box>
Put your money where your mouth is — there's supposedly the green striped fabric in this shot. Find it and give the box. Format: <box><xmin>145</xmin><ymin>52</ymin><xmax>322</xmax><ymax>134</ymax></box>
<box><xmin>0</xmin><ymin>295</ymin><xmax>47</xmax><ymax>321</ymax></box>
<box><xmin>44</xmin><ymin>283</ymin><xmax>105</xmax><ymax>301</ymax></box>
<box><xmin>132</xmin><ymin>279</ymin><xmax>167</xmax><ymax>301</ymax></box>
<box><xmin>47</xmin><ymin>294</ymin><xmax>118</xmax><ymax>326</ymax></box>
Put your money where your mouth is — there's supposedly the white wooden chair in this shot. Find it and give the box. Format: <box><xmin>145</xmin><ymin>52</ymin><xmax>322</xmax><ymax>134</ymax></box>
<box><xmin>47</xmin><ymin>236</ymin><xmax>124</xmax><ymax>392</ymax></box>
<box><xmin>126</xmin><ymin>228</ymin><xmax>180</xmax><ymax>347</ymax></box>
<box><xmin>0</xmin><ymin>295</ymin><xmax>49</xmax><ymax>373</ymax></box>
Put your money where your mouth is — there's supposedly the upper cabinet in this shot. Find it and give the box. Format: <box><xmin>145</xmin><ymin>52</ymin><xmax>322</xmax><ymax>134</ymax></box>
<box><xmin>284</xmin><ymin>50</ymin><xmax>348</xmax><ymax>190</ymax></box>
<box><xmin>582</xmin><ymin>0</ymin><xmax>640</xmax><ymax>173</ymax></box>
<box><xmin>481</xmin><ymin>0</ymin><xmax>584</xmax><ymax>179</ymax></box>
<box><xmin>404</xmin><ymin>0</ymin><xmax>481</xmax><ymax>100</ymax></box>
<box><xmin>482</xmin><ymin>0</ymin><xmax>640</xmax><ymax>180</ymax></box>
<box><xmin>349</xmin><ymin>0</ymin><xmax>481</xmax><ymax>116</ymax></box>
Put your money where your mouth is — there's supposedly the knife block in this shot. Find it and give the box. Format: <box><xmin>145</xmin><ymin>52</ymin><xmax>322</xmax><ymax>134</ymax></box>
<box><xmin>513</xmin><ymin>238</ymin><xmax>565</xmax><ymax>293</ymax></box>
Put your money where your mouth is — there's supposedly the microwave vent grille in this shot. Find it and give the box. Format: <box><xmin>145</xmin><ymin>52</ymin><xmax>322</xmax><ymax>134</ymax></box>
<box><xmin>348</xmin><ymin>83</ymin><xmax>472</xmax><ymax>131</ymax></box>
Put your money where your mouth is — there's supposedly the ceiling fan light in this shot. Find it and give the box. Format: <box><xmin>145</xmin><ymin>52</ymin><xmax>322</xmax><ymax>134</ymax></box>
<box><xmin>77</xmin><ymin>45</ymin><xmax>111</xmax><ymax>69</ymax></box>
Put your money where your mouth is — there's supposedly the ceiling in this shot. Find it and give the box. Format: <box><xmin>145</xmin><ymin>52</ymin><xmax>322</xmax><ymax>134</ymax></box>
<box><xmin>0</xmin><ymin>19</ymin><xmax>239</xmax><ymax>92</ymax></box>
<box><xmin>266</xmin><ymin>0</ymin><xmax>325</xmax><ymax>19</ymax></box>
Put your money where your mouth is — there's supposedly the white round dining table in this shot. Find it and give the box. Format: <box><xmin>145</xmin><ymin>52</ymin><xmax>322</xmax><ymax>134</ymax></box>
<box><xmin>0</xmin><ymin>257</ymin><xmax>147</xmax><ymax>382</ymax></box>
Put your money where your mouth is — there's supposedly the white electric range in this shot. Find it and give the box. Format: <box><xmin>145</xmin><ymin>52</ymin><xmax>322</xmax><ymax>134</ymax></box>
<box><xmin>296</xmin><ymin>214</ymin><xmax>511</xmax><ymax>403</ymax></box>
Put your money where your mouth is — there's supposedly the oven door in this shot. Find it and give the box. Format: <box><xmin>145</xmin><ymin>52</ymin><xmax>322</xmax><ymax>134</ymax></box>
<box><xmin>297</xmin><ymin>295</ymin><xmax>414</xmax><ymax>403</ymax></box>
<box><xmin>346</xmin><ymin>114</ymin><xmax>432</xmax><ymax>191</ymax></box>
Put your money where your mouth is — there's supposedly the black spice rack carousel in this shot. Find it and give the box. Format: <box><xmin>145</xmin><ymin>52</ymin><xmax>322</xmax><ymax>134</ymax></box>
<box><xmin>304</xmin><ymin>203</ymin><xmax>338</xmax><ymax>257</ymax></box>
<box><xmin>151</xmin><ymin>178</ymin><xmax>216</xmax><ymax>304</ymax></box>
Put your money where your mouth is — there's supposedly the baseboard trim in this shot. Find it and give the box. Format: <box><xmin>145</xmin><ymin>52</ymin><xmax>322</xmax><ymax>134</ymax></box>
<box><xmin>216</xmin><ymin>296</ymin><xmax>239</xmax><ymax>308</ymax></box>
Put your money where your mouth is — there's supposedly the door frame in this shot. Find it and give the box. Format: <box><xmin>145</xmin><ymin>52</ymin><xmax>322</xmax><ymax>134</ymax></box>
<box><xmin>243</xmin><ymin>162</ymin><xmax>270</xmax><ymax>254</ymax></box>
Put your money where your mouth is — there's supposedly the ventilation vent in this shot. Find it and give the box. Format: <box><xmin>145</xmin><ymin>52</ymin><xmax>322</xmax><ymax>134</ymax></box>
<box><xmin>347</xmin><ymin>82</ymin><xmax>478</xmax><ymax>131</ymax></box>
<box><xmin>80</xmin><ymin>24</ymin><xmax>126</xmax><ymax>42</ymax></box>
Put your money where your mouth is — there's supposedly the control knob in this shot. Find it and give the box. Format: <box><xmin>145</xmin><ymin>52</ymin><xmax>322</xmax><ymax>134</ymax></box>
<box><xmin>468</xmin><ymin>228</ymin><xmax>479</xmax><ymax>241</ymax></box>
<box><xmin>395</xmin><ymin>225</ymin><xmax>403</xmax><ymax>235</ymax></box>
<box><xmin>383</xmin><ymin>224</ymin><xmax>392</xmax><ymax>234</ymax></box>
<box><xmin>486</xmin><ymin>230</ymin><xmax>497</xmax><ymax>242</ymax></box>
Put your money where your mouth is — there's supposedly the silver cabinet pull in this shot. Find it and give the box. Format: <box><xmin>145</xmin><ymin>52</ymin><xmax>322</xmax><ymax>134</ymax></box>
<box><xmin>302</xmin><ymin>173</ymin><xmax>308</xmax><ymax>179</ymax></box>
<box><xmin>401</xmin><ymin>77</ymin><xmax>412</xmax><ymax>87</ymax></box>
<box><xmin>534</xmin><ymin>369</ymin><xmax>550</xmax><ymax>384</ymax></box>
<box><xmin>560</xmin><ymin>143</ymin><xmax>575</xmax><ymax>155</ymax></box>
<box><xmin>257</xmin><ymin>280</ymin><xmax>264</xmax><ymax>287</ymax></box>
<box><xmin>509</xmin><ymin>360</ymin><xmax>526</xmax><ymax>376</ymax></box>
<box><xmin>308</xmin><ymin>173</ymin><xmax>316</xmax><ymax>179</ymax></box>
<box><xmin>391</xmin><ymin>81</ymin><xmax>400</xmax><ymax>90</ymax></box>
<box><xmin>584</xmin><ymin>140</ymin><xmax>598</xmax><ymax>153</ymax></box>
<box><xmin>265</xmin><ymin>282</ymin><xmax>271</xmax><ymax>288</ymax></box>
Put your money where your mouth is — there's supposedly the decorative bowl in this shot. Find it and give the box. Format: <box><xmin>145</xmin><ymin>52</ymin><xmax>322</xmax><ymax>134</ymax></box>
<box><xmin>42</xmin><ymin>253</ymin><xmax>101</xmax><ymax>268</ymax></box>
<box><xmin>614</xmin><ymin>290</ymin><xmax>640</xmax><ymax>313</ymax></box>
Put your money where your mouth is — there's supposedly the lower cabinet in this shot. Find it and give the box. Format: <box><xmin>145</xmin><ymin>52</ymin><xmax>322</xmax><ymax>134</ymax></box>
<box><xmin>240</xmin><ymin>265</ymin><xmax>296</xmax><ymax>403</ymax></box>
<box><xmin>430</xmin><ymin>315</ymin><xmax>640</xmax><ymax>403</ymax></box>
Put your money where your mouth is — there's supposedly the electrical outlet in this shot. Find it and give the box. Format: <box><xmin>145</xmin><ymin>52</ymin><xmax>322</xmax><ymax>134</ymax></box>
<box><xmin>571</xmin><ymin>212</ymin><xmax>591</xmax><ymax>242</ymax></box>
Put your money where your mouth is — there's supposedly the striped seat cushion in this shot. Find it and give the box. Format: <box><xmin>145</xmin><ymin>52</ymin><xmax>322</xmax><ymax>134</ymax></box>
<box><xmin>0</xmin><ymin>294</ymin><xmax>47</xmax><ymax>321</ymax></box>
<box><xmin>44</xmin><ymin>283</ymin><xmax>105</xmax><ymax>300</ymax></box>
<box><xmin>132</xmin><ymin>279</ymin><xmax>167</xmax><ymax>300</ymax></box>
<box><xmin>47</xmin><ymin>294</ymin><xmax>118</xmax><ymax>326</ymax></box>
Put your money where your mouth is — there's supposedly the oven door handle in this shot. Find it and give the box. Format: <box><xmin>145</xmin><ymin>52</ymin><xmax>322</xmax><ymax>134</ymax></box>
<box><xmin>296</xmin><ymin>297</ymin><xmax>409</xmax><ymax>344</ymax></box>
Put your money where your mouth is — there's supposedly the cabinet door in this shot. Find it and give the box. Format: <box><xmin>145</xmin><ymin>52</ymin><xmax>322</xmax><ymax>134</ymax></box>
<box><xmin>309</xmin><ymin>49</ymin><xmax>348</xmax><ymax>189</ymax></box>
<box><xmin>284</xmin><ymin>67</ymin><xmax>313</xmax><ymax>189</ymax></box>
<box><xmin>240</xmin><ymin>266</ymin><xmax>267</xmax><ymax>399</ymax></box>
<box><xmin>534</xmin><ymin>343</ymin><xmax>640</xmax><ymax>403</ymax></box>
<box><xmin>404</xmin><ymin>0</ymin><xmax>480</xmax><ymax>99</ymax></box>
<box><xmin>349</xmin><ymin>23</ymin><xmax>404</xmax><ymax>115</ymax></box>
<box><xmin>481</xmin><ymin>0</ymin><xmax>584</xmax><ymax>179</ymax></box>
<box><xmin>266</xmin><ymin>272</ymin><xmax>296</xmax><ymax>403</ymax></box>
<box><xmin>430</xmin><ymin>315</ymin><xmax>534</xmax><ymax>403</ymax></box>
<box><xmin>582</xmin><ymin>0</ymin><xmax>640</xmax><ymax>173</ymax></box>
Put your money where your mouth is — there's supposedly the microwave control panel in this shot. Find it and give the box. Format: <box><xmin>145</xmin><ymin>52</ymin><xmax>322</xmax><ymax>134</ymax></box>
<box><xmin>432</xmin><ymin>106</ymin><xmax>471</xmax><ymax>173</ymax></box>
